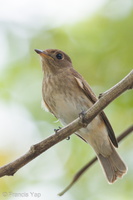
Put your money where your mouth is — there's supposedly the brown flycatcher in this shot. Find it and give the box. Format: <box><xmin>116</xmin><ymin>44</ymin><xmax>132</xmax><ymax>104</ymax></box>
<box><xmin>35</xmin><ymin>48</ymin><xmax>127</xmax><ymax>183</ymax></box>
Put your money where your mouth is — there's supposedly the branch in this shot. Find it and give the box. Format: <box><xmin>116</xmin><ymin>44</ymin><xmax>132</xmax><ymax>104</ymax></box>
<box><xmin>58</xmin><ymin>125</ymin><xmax>133</xmax><ymax>196</ymax></box>
<box><xmin>0</xmin><ymin>70</ymin><xmax>132</xmax><ymax>178</ymax></box>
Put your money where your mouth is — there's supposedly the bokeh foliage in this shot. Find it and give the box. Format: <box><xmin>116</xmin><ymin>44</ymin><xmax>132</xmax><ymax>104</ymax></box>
<box><xmin>0</xmin><ymin>4</ymin><xmax>133</xmax><ymax>200</ymax></box>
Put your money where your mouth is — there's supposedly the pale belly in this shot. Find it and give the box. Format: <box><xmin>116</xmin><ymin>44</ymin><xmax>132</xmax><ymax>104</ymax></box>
<box><xmin>51</xmin><ymin>94</ymin><xmax>111</xmax><ymax>156</ymax></box>
<box><xmin>53</xmin><ymin>93</ymin><xmax>91</xmax><ymax>125</ymax></box>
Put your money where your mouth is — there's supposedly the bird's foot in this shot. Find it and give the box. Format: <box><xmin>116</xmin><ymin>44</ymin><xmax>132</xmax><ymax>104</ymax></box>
<box><xmin>99</xmin><ymin>90</ymin><xmax>109</xmax><ymax>98</ymax></box>
<box><xmin>66</xmin><ymin>136</ymin><xmax>70</xmax><ymax>140</ymax></box>
<box><xmin>98</xmin><ymin>93</ymin><xmax>103</xmax><ymax>98</ymax></box>
<box><xmin>54</xmin><ymin>126</ymin><xmax>62</xmax><ymax>134</ymax></box>
<box><xmin>79</xmin><ymin>111</ymin><xmax>88</xmax><ymax>128</ymax></box>
<box><xmin>54</xmin><ymin>126</ymin><xmax>70</xmax><ymax>140</ymax></box>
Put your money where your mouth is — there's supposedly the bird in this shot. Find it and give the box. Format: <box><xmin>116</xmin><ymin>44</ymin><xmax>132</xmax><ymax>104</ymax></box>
<box><xmin>35</xmin><ymin>48</ymin><xmax>127</xmax><ymax>183</ymax></box>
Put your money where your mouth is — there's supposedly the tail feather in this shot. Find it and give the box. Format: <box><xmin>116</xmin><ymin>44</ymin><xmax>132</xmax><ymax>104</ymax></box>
<box><xmin>97</xmin><ymin>146</ymin><xmax>127</xmax><ymax>183</ymax></box>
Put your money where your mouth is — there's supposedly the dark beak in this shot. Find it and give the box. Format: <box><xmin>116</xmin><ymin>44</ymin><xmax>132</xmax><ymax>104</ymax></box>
<box><xmin>34</xmin><ymin>49</ymin><xmax>43</xmax><ymax>54</ymax></box>
<box><xmin>34</xmin><ymin>49</ymin><xmax>54</xmax><ymax>60</ymax></box>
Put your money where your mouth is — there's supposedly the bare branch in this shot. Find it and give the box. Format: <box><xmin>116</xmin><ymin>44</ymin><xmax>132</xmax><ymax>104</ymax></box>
<box><xmin>58</xmin><ymin>125</ymin><xmax>133</xmax><ymax>196</ymax></box>
<box><xmin>0</xmin><ymin>70</ymin><xmax>132</xmax><ymax>178</ymax></box>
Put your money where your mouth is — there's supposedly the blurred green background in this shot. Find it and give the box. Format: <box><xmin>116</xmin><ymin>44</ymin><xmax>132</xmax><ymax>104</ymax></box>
<box><xmin>0</xmin><ymin>0</ymin><xmax>133</xmax><ymax>199</ymax></box>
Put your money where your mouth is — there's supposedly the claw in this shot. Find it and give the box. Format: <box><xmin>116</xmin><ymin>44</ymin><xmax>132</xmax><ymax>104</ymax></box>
<box><xmin>66</xmin><ymin>136</ymin><xmax>70</xmax><ymax>140</ymax></box>
<box><xmin>99</xmin><ymin>93</ymin><xmax>102</xmax><ymax>98</ymax></box>
<box><xmin>54</xmin><ymin>126</ymin><xmax>62</xmax><ymax>134</ymax></box>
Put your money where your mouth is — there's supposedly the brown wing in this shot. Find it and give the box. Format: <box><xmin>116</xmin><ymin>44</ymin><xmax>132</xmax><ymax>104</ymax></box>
<box><xmin>72</xmin><ymin>69</ymin><xmax>118</xmax><ymax>148</ymax></box>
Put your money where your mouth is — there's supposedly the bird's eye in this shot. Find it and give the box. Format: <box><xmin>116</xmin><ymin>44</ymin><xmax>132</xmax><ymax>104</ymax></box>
<box><xmin>56</xmin><ymin>53</ymin><xmax>63</xmax><ymax>60</ymax></box>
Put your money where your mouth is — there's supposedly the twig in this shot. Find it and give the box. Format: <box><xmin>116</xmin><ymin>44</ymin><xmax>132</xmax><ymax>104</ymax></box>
<box><xmin>58</xmin><ymin>125</ymin><xmax>133</xmax><ymax>196</ymax></box>
<box><xmin>0</xmin><ymin>70</ymin><xmax>132</xmax><ymax>178</ymax></box>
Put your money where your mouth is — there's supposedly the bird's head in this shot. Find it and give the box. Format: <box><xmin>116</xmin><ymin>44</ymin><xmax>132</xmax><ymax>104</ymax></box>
<box><xmin>35</xmin><ymin>49</ymin><xmax>72</xmax><ymax>75</ymax></box>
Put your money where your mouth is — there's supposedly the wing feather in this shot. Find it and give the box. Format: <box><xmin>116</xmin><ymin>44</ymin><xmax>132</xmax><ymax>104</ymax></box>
<box><xmin>73</xmin><ymin>69</ymin><xmax>118</xmax><ymax>148</ymax></box>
